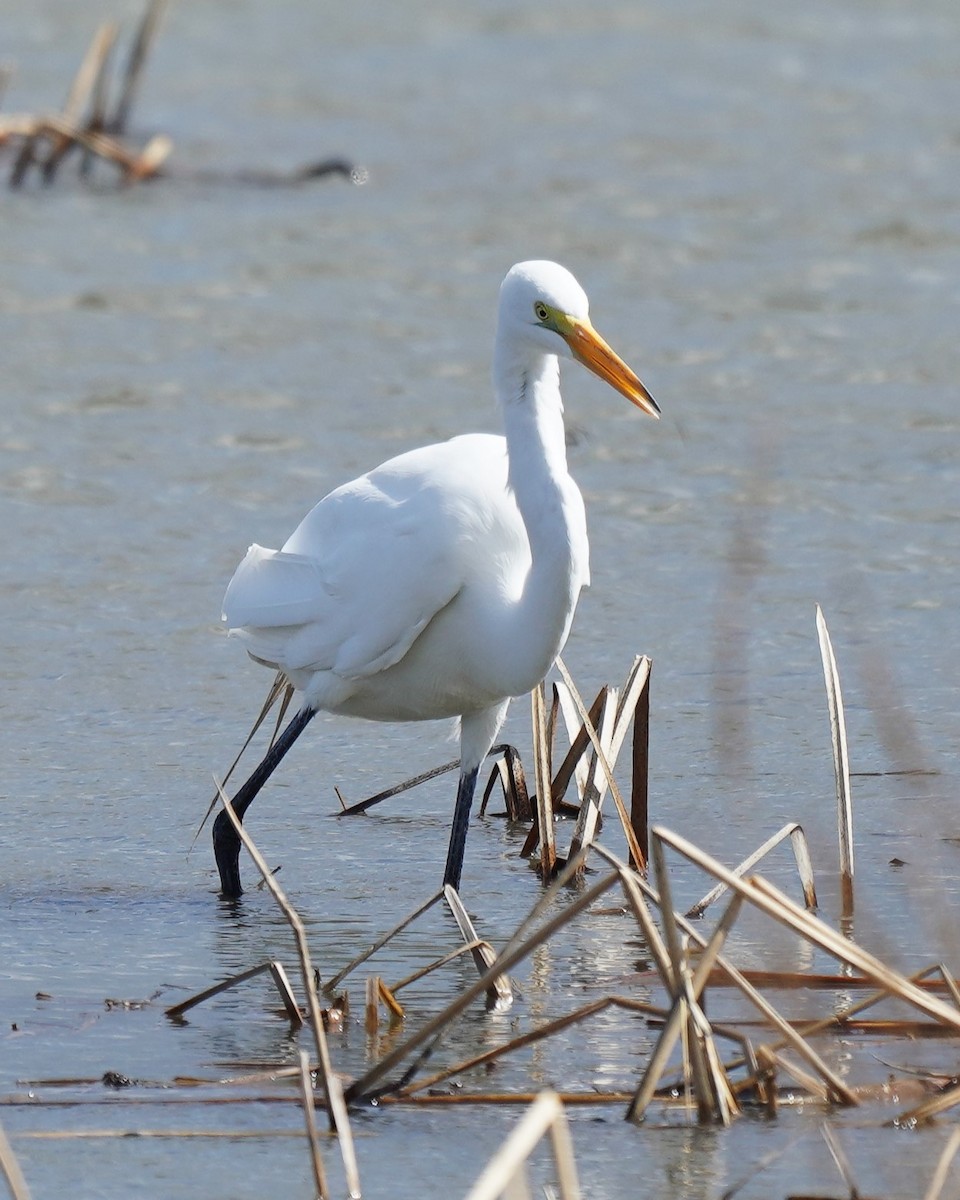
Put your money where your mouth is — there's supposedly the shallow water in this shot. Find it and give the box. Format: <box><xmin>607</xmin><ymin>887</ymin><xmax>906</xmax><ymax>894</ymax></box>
<box><xmin>2</xmin><ymin>0</ymin><xmax>960</xmax><ymax>1196</ymax></box>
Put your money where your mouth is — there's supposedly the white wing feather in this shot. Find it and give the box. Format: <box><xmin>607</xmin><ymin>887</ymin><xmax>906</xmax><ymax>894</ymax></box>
<box><xmin>222</xmin><ymin>434</ymin><xmax>512</xmax><ymax>681</ymax></box>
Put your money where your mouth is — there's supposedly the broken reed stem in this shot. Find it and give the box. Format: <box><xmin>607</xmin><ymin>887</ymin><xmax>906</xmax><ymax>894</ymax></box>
<box><xmin>214</xmin><ymin>783</ymin><xmax>361</xmax><ymax>1198</ymax></box>
<box><xmin>922</xmin><ymin>1126</ymin><xmax>960</xmax><ymax>1200</ymax></box>
<box><xmin>344</xmin><ymin>860</ymin><xmax>619</xmax><ymax>1105</ymax></box>
<box><xmin>592</xmin><ymin>842</ymin><xmax>856</xmax><ymax>1108</ymax></box>
<box><xmin>567</xmin><ymin>688</ymin><xmax>617</xmax><ymax>863</ymax></box>
<box><xmin>686</xmin><ymin>822</ymin><xmax>817</xmax><ymax>918</ymax></box>
<box><xmin>399</xmin><ymin>996</ymin><xmax>667</xmax><ymax>1098</ymax></box>
<box><xmin>629</xmin><ymin>657</ymin><xmax>651</xmax><ymax>868</ymax></box>
<box><xmin>555</xmin><ymin>657</ymin><xmax>647</xmax><ymax>870</ymax></box>
<box><xmin>656</xmin><ymin>825</ymin><xmax>960</xmax><ymax>1035</ymax></box>
<box><xmin>390</xmin><ymin>940</ymin><xmax>492</xmax><ymax>993</ymax></box>
<box><xmin>42</xmin><ymin>20</ymin><xmax>118</xmax><ymax>181</ymax></box>
<box><xmin>194</xmin><ymin>671</ymin><xmax>290</xmax><ymax>846</ymax></box>
<box><xmin>816</xmin><ymin>605</ymin><xmax>854</xmax><ymax>914</ymax></box>
<box><xmin>443</xmin><ymin>884</ymin><xmax>513</xmax><ymax>1005</ymax></box>
<box><xmin>324</xmin><ymin>890</ymin><xmax>444</xmax><ymax>993</ymax></box>
<box><xmin>532</xmin><ymin>682</ymin><xmax>556</xmax><ymax>879</ymax></box>
<box><xmin>629</xmin><ymin>842</ymin><xmax>742</xmax><ymax>1123</ymax></box>
<box><xmin>110</xmin><ymin>0</ymin><xmax>169</xmax><ymax>133</ymax></box>
<box><xmin>297</xmin><ymin>1050</ymin><xmax>330</xmax><ymax>1200</ymax></box>
<box><xmin>0</xmin><ymin>1119</ymin><xmax>32</xmax><ymax>1200</ymax></box>
<box><xmin>164</xmin><ymin>960</ymin><xmax>302</xmax><ymax>1025</ymax></box>
<box><xmin>463</xmin><ymin>1090</ymin><xmax>582</xmax><ymax>1200</ymax></box>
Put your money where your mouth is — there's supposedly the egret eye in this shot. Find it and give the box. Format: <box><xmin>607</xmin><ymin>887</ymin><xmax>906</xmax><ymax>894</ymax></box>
<box><xmin>534</xmin><ymin>302</ymin><xmax>550</xmax><ymax>322</ymax></box>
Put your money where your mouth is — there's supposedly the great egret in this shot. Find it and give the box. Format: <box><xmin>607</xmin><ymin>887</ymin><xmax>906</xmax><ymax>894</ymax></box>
<box><xmin>213</xmin><ymin>261</ymin><xmax>659</xmax><ymax>897</ymax></box>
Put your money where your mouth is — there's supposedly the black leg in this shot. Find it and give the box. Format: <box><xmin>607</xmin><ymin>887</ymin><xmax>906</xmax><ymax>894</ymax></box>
<box><xmin>213</xmin><ymin>705</ymin><xmax>316</xmax><ymax>898</ymax></box>
<box><xmin>442</xmin><ymin>765</ymin><xmax>479</xmax><ymax>890</ymax></box>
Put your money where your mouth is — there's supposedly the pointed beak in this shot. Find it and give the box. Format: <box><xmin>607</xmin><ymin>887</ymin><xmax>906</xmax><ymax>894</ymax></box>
<box><xmin>564</xmin><ymin>318</ymin><xmax>660</xmax><ymax>418</ymax></box>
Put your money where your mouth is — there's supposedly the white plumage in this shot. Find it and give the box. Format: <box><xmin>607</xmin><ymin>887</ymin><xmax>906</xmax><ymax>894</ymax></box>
<box><xmin>214</xmin><ymin>261</ymin><xmax>659</xmax><ymax>897</ymax></box>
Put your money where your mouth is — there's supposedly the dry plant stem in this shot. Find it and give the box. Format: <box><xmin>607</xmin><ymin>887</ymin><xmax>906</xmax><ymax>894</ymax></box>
<box><xmin>443</xmin><ymin>885</ymin><xmax>512</xmax><ymax>1004</ymax></box>
<box><xmin>657</xmin><ymin>826</ymin><xmax>960</xmax><ymax>1032</ymax></box>
<box><xmin>110</xmin><ymin>0</ymin><xmax>170</xmax><ymax>133</ymax></box>
<box><xmin>364</xmin><ymin>977</ymin><xmax>380</xmax><ymax>1035</ymax></box>
<box><xmin>594</xmin><ymin>843</ymin><xmax>856</xmax><ymax>1107</ymax></box>
<box><xmin>338</xmin><ymin>744</ymin><xmax>515</xmax><ymax>817</ymax></box>
<box><xmin>686</xmin><ymin>822</ymin><xmax>817</xmax><ymax>917</ymax></box>
<box><xmin>551</xmin><ymin>685</ymin><xmax>606</xmax><ymax>808</ymax></box>
<box><xmin>163</xmin><ymin>960</ymin><xmax>301</xmax><ymax>1023</ymax></box>
<box><xmin>532</xmin><ymin>683</ymin><xmax>556</xmax><ymax>878</ymax></box>
<box><xmin>628</xmin><ymin>657</ymin><xmax>652</xmax><ymax>867</ymax></box>
<box><xmin>501</xmin><ymin>745</ymin><xmax>532</xmax><ymax>821</ymax></box>
<box><xmin>463</xmin><ymin>1090</ymin><xmax>582</xmax><ymax>1200</ymax></box>
<box><xmin>399</xmin><ymin>995</ymin><xmax>667</xmax><ymax>1097</ymax></box>
<box><xmin>344</xmin><ymin>867</ymin><xmax>620</xmax><ymax>1105</ymax></box>
<box><xmin>79</xmin><ymin>23</ymin><xmax>117</xmax><ymax>177</ymax></box>
<box><xmin>196</xmin><ymin>671</ymin><xmax>289</xmax><ymax>843</ymax></box>
<box><xmin>297</xmin><ymin>1050</ymin><xmax>330</xmax><ymax>1200</ymax></box>
<box><xmin>746</xmin><ymin>963</ymin><xmax>952</xmax><ymax>1072</ymax></box>
<box><xmin>568</xmin><ymin>688</ymin><xmax>617</xmax><ymax>861</ymax></box>
<box><xmin>816</xmin><ymin>605</ymin><xmax>854</xmax><ymax>913</ymax></box>
<box><xmin>480</xmin><ymin>749</ymin><xmax>531</xmax><ymax>821</ymax></box>
<box><xmin>820</xmin><ymin>1122</ymin><xmax>860</xmax><ymax>1196</ymax></box>
<box><xmin>42</xmin><ymin>21</ymin><xmax>117</xmax><ymax>180</ymax></box>
<box><xmin>650</xmin><ymin>833</ymin><xmax>720</xmax><ymax>1121</ymax></box>
<box><xmin>9</xmin><ymin>117</ymin><xmax>169</xmax><ymax>186</ymax></box>
<box><xmin>215</xmin><ymin>786</ymin><xmax>361</xmax><ymax>1198</ymax></box>
<box><xmin>324</xmin><ymin>890</ymin><xmax>443</xmax><ymax>992</ymax></box>
<box><xmin>389</xmin><ymin>941</ymin><xmax>492</xmax><ymax>993</ymax></box>
<box><xmin>895</xmin><ymin>1079</ymin><xmax>960</xmax><ymax>1126</ymax></box>
<box><xmin>0</xmin><ymin>1119</ymin><xmax>32</xmax><ymax>1200</ymax></box>
<box><xmin>626</xmin><ymin>876</ymin><xmax>744</xmax><ymax>1123</ymax></box>
<box><xmin>922</xmin><ymin>1127</ymin><xmax>960</xmax><ymax>1200</ymax></box>
<box><xmin>555</xmin><ymin>658</ymin><xmax>647</xmax><ymax>869</ymax></box>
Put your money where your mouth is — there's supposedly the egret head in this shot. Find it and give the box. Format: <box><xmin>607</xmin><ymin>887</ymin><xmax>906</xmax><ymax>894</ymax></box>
<box><xmin>498</xmin><ymin>261</ymin><xmax>659</xmax><ymax>417</ymax></box>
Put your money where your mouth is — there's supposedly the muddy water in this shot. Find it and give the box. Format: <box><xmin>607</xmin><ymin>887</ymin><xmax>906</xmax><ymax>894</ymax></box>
<box><xmin>2</xmin><ymin>0</ymin><xmax>959</xmax><ymax>1196</ymax></box>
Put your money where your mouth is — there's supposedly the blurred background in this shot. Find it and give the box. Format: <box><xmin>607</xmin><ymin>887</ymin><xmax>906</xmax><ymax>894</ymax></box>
<box><xmin>1</xmin><ymin>1</ymin><xmax>959</xmax><ymax>1196</ymax></box>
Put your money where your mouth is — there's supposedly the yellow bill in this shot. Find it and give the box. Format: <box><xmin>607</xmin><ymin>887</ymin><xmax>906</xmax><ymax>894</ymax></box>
<box><xmin>564</xmin><ymin>318</ymin><xmax>660</xmax><ymax>418</ymax></box>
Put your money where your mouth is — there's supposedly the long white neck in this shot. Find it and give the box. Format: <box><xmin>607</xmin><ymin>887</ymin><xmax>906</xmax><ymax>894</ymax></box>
<box><xmin>492</xmin><ymin>336</ymin><xmax>586</xmax><ymax>694</ymax></box>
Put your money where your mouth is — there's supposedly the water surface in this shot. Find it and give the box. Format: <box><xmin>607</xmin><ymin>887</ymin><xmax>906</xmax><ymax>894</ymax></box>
<box><xmin>2</xmin><ymin>0</ymin><xmax>959</xmax><ymax>1196</ymax></box>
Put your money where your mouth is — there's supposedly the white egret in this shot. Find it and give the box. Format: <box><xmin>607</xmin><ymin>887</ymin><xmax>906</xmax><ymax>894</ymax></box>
<box><xmin>214</xmin><ymin>261</ymin><xmax>659</xmax><ymax>897</ymax></box>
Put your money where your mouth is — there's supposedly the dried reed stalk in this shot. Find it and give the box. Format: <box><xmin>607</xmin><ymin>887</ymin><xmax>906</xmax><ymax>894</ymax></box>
<box><xmin>0</xmin><ymin>1119</ymin><xmax>32</xmax><ymax>1200</ymax></box>
<box><xmin>109</xmin><ymin>0</ymin><xmax>170</xmax><ymax>134</ymax></box>
<box><xmin>658</xmin><ymin>825</ymin><xmax>960</xmax><ymax>1033</ymax></box>
<box><xmin>627</xmin><ymin>843</ymin><xmax>743</xmax><ymax>1124</ymax></box>
<box><xmin>463</xmin><ymin>1090</ymin><xmax>581</xmax><ymax>1200</ymax></box>
<box><xmin>531</xmin><ymin>682</ymin><xmax>556</xmax><ymax>879</ymax></box>
<box><xmin>567</xmin><ymin>687</ymin><xmax>617</xmax><ymax>862</ymax></box>
<box><xmin>40</xmin><ymin>20</ymin><xmax>117</xmax><ymax>180</ymax></box>
<box><xmin>593</xmin><ymin>843</ymin><xmax>856</xmax><ymax>1108</ymax></box>
<box><xmin>324</xmin><ymin>890</ymin><xmax>443</xmax><ymax>992</ymax></box>
<box><xmin>686</xmin><ymin>822</ymin><xmax>817</xmax><ymax>917</ymax></box>
<box><xmin>195</xmin><ymin>670</ymin><xmax>290</xmax><ymax>844</ymax></box>
<box><xmin>922</xmin><ymin>1127</ymin><xmax>960</xmax><ymax>1200</ymax></box>
<box><xmin>164</xmin><ymin>960</ymin><xmax>302</xmax><ymax>1025</ymax></box>
<box><xmin>555</xmin><ymin>658</ymin><xmax>647</xmax><ymax>870</ymax></box>
<box><xmin>297</xmin><ymin>1050</ymin><xmax>330</xmax><ymax>1200</ymax></box>
<box><xmin>398</xmin><ymin>995</ymin><xmax>666</xmax><ymax>1098</ymax></box>
<box><xmin>816</xmin><ymin>605</ymin><xmax>854</xmax><ymax>915</ymax></box>
<box><xmin>344</xmin><ymin>862</ymin><xmax>619</xmax><ymax>1105</ymax></box>
<box><xmin>443</xmin><ymin>884</ymin><xmax>513</xmax><ymax>1006</ymax></box>
<box><xmin>215</xmin><ymin>784</ymin><xmax>361</xmax><ymax>1197</ymax></box>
